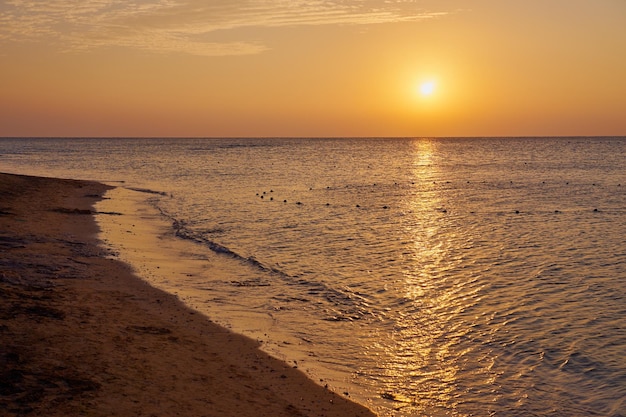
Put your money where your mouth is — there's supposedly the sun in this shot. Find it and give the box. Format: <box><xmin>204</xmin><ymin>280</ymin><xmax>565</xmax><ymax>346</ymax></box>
<box><xmin>419</xmin><ymin>81</ymin><xmax>436</xmax><ymax>96</ymax></box>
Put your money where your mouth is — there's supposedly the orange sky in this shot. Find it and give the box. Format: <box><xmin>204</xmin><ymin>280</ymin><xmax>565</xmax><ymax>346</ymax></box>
<box><xmin>1</xmin><ymin>1</ymin><xmax>625</xmax><ymax>137</ymax></box>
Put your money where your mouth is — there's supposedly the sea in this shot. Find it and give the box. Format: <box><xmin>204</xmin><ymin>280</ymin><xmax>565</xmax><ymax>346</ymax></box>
<box><xmin>1</xmin><ymin>137</ymin><xmax>625</xmax><ymax>416</ymax></box>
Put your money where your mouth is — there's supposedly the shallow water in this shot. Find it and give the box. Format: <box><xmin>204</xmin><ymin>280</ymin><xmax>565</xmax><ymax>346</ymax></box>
<box><xmin>2</xmin><ymin>137</ymin><xmax>625</xmax><ymax>416</ymax></box>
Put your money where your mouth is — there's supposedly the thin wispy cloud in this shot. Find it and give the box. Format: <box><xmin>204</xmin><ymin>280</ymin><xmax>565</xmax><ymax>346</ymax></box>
<box><xmin>0</xmin><ymin>0</ymin><xmax>447</xmax><ymax>56</ymax></box>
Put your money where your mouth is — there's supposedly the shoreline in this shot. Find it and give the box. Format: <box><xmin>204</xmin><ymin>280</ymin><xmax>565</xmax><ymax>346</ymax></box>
<box><xmin>0</xmin><ymin>172</ymin><xmax>375</xmax><ymax>417</ymax></box>
<box><xmin>94</xmin><ymin>185</ymin><xmax>368</xmax><ymax>404</ymax></box>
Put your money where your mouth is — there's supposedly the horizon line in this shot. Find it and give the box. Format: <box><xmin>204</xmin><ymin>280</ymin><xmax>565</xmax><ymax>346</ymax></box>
<box><xmin>2</xmin><ymin>135</ymin><xmax>626</xmax><ymax>140</ymax></box>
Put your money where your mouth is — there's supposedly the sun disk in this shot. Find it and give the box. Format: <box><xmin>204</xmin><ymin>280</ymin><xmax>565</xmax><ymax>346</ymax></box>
<box><xmin>419</xmin><ymin>81</ymin><xmax>436</xmax><ymax>96</ymax></box>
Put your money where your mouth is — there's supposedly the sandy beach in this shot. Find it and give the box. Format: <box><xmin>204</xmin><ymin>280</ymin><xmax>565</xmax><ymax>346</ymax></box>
<box><xmin>0</xmin><ymin>172</ymin><xmax>375</xmax><ymax>417</ymax></box>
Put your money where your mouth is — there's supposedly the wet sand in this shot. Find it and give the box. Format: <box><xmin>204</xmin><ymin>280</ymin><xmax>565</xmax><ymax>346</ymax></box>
<box><xmin>0</xmin><ymin>172</ymin><xmax>375</xmax><ymax>417</ymax></box>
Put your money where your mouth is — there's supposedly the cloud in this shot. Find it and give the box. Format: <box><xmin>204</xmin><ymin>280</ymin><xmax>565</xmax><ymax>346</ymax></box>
<box><xmin>0</xmin><ymin>0</ymin><xmax>447</xmax><ymax>56</ymax></box>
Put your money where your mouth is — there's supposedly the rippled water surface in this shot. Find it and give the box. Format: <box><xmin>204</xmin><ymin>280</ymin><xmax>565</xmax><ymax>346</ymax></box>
<box><xmin>2</xmin><ymin>137</ymin><xmax>625</xmax><ymax>416</ymax></box>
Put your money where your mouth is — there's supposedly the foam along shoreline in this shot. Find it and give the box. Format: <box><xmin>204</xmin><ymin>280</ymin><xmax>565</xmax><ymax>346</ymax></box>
<box><xmin>0</xmin><ymin>172</ymin><xmax>375</xmax><ymax>417</ymax></box>
<box><xmin>94</xmin><ymin>187</ymin><xmax>289</xmax><ymax>345</ymax></box>
<box><xmin>95</xmin><ymin>186</ymin><xmax>371</xmax><ymax>404</ymax></box>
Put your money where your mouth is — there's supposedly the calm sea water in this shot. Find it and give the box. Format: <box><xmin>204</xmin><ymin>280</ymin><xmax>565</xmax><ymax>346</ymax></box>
<box><xmin>1</xmin><ymin>137</ymin><xmax>625</xmax><ymax>416</ymax></box>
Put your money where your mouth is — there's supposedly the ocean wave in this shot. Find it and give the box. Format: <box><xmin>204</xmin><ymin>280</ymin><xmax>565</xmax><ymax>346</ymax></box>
<box><xmin>153</xmin><ymin>203</ymin><xmax>379</xmax><ymax>323</ymax></box>
<box><xmin>126</xmin><ymin>186</ymin><xmax>169</xmax><ymax>196</ymax></box>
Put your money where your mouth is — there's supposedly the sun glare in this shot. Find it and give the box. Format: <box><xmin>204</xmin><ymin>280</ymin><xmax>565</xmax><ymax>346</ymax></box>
<box><xmin>419</xmin><ymin>81</ymin><xmax>436</xmax><ymax>96</ymax></box>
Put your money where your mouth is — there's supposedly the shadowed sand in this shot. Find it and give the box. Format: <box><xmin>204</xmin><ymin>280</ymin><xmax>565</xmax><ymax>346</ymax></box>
<box><xmin>0</xmin><ymin>172</ymin><xmax>375</xmax><ymax>417</ymax></box>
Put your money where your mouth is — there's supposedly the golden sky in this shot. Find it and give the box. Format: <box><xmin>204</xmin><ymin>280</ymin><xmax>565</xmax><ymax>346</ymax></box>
<box><xmin>1</xmin><ymin>0</ymin><xmax>625</xmax><ymax>137</ymax></box>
